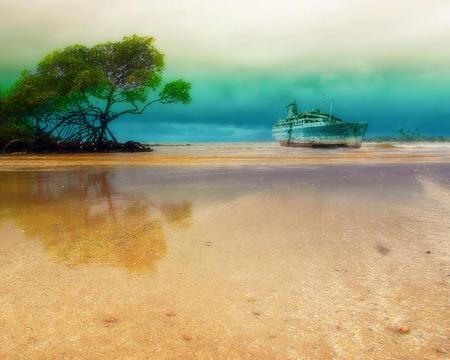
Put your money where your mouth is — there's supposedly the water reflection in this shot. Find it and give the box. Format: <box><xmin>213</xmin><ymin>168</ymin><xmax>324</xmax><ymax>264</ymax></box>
<box><xmin>0</xmin><ymin>170</ymin><xmax>192</xmax><ymax>272</ymax></box>
<box><xmin>160</xmin><ymin>201</ymin><xmax>192</xmax><ymax>228</ymax></box>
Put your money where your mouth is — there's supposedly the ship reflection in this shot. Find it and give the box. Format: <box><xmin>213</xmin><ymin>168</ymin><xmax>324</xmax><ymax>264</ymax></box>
<box><xmin>0</xmin><ymin>169</ymin><xmax>192</xmax><ymax>272</ymax></box>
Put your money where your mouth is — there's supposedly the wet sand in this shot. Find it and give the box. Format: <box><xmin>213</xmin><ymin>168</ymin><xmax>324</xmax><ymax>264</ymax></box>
<box><xmin>1</xmin><ymin>142</ymin><xmax>450</xmax><ymax>168</ymax></box>
<box><xmin>0</xmin><ymin>146</ymin><xmax>449</xmax><ymax>359</ymax></box>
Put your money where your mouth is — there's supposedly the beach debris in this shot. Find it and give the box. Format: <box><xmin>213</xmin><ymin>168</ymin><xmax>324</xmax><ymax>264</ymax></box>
<box><xmin>376</xmin><ymin>244</ymin><xmax>390</xmax><ymax>255</ymax></box>
<box><xmin>334</xmin><ymin>268</ymin><xmax>348</xmax><ymax>273</ymax></box>
<box><xmin>426</xmin><ymin>250</ymin><xmax>431</xmax><ymax>254</ymax></box>
<box><xmin>252</xmin><ymin>311</ymin><xmax>261</xmax><ymax>316</ymax></box>
<box><xmin>394</xmin><ymin>326</ymin><xmax>410</xmax><ymax>335</ymax></box>
<box><xmin>103</xmin><ymin>316</ymin><xmax>119</xmax><ymax>327</ymax></box>
<box><xmin>182</xmin><ymin>334</ymin><xmax>192</xmax><ymax>341</ymax></box>
<box><xmin>165</xmin><ymin>311</ymin><xmax>177</xmax><ymax>317</ymax></box>
<box><xmin>436</xmin><ymin>347</ymin><xmax>449</xmax><ymax>355</ymax></box>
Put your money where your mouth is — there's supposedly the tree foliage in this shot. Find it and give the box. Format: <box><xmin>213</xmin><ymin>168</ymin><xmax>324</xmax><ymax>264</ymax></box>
<box><xmin>0</xmin><ymin>83</ymin><xmax>36</xmax><ymax>148</ymax></box>
<box><xmin>5</xmin><ymin>35</ymin><xmax>191</xmax><ymax>145</ymax></box>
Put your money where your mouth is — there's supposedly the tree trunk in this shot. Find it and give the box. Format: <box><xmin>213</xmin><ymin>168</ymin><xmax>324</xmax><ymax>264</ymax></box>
<box><xmin>98</xmin><ymin>120</ymin><xmax>107</xmax><ymax>144</ymax></box>
<box><xmin>106</xmin><ymin>127</ymin><xmax>118</xmax><ymax>143</ymax></box>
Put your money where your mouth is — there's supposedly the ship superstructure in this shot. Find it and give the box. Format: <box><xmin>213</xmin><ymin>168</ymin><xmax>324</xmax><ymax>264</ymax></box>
<box><xmin>272</xmin><ymin>101</ymin><xmax>368</xmax><ymax>148</ymax></box>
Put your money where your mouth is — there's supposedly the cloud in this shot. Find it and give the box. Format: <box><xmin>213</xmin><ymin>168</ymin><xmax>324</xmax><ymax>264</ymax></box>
<box><xmin>1</xmin><ymin>0</ymin><xmax>449</xmax><ymax>73</ymax></box>
<box><xmin>1</xmin><ymin>0</ymin><xmax>449</xmax><ymax>138</ymax></box>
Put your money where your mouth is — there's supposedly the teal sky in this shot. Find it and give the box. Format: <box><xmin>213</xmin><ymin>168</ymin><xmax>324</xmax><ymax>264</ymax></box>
<box><xmin>1</xmin><ymin>0</ymin><xmax>450</xmax><ymax>141</ymax></box>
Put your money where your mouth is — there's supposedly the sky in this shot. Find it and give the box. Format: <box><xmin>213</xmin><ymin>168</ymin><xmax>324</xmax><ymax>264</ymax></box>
<box><xmin>1</xmin><ymin>0</ymin><xmax>450</xmax><ymax>141</ymax></box>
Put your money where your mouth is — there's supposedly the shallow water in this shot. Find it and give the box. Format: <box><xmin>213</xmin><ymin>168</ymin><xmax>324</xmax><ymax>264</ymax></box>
<box><xmin>0</xmin><ymin>163</ymin><xmax>449</xmax><ymax>359</ymax></box>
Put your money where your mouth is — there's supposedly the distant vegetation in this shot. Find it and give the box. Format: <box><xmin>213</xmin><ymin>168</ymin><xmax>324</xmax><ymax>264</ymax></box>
<box><xmin>0</xmin><ymin>35</ymin><xmax>191</xmax><ymax>153</ymax></box>
<box><xmin>366</xmin><ymin>128</ymin><xmax>450</xmax><ymax>143</ymax></box>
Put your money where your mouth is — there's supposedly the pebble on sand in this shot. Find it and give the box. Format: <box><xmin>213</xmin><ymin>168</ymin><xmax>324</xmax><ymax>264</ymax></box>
<box><xmin>103</xmin><ymin>316</ymin><xmax>119</xmax><ymax>327</ymax></box>
<box><xmin>396</xmin><ymin>327</ymin><xmax>410</xmax><ymax>335</ymax></box>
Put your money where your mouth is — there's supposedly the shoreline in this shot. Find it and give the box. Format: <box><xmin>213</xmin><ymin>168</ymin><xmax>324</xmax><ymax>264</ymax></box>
<box><xmin>0</xmin><ymin>155</ymin><xmax>446</xmax><ymax>168</ymax></box>
<box><xmin>1</xmin><ymin>150</ymin><xmax>449</xmax><ymax>168</ymax></box>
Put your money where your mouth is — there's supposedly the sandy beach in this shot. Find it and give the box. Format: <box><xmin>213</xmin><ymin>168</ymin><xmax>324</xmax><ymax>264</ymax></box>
<box><xmin>0</xmin><ymin>143</ymin><xmax>449</xmax><ymax>359</ymax></box>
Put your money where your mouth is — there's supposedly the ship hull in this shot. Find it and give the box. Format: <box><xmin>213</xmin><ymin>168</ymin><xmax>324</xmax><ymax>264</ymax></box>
<box><xmin>273</xmin><ymin>122</ymin><xmax>368</xmax><ymax>148</ymax></box>
<box><xmin>279</xmin><ymin>141</ymin><xmax>362</xmax><ymax>148</ymax></box>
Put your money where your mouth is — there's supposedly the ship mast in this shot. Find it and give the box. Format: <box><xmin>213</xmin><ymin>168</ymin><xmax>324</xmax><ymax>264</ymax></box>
<box><xmin>329</xmin><ymin>98</ymin><xmax>333</xmax><ymax>120</ymax></box>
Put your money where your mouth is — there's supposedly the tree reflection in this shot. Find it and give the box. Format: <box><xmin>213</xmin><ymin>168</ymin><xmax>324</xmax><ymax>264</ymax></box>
<box><xmin>160</xmin><ymin>201</ymin><xmax>192</xmax><ymax>228</ymax></box>
<box><xmin>0</xmin><ymin>170</ymin><xmax>192</xmax><ymax>272</ymax></box>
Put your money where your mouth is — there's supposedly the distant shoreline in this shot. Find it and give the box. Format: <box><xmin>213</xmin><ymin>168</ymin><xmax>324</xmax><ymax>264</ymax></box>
<box><xmin>147</xmin><ymin>143</ymin><xmax>192</xmax><ymax>147</ymax></box>
<box><xmin>365</xmin><ymin>137</ymin><xmax>450</xmax><ymax>143</ymax></box>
